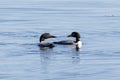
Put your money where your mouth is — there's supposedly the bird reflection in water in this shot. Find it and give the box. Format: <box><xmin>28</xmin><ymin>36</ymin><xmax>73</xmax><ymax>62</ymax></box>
<box><xmin>71</xmin><ymin>48</ymin><xmax>81</xmax><ymax>64</ymax></box>
<box><xmin>39</xmin><ymin>47</ymin><xmax>54</xmax><ymax>73</ymax></box>
<box><xmin>38</xmin><ymin>45</ymin><xmax>81</xmax><ymax>73</ymax></box>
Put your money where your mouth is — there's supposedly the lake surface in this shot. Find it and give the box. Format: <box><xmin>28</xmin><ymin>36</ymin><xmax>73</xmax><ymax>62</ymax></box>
<box><xmin>0</xmin><ymin>0</ymin><xmax>120</xmax><ymax>80</ymax></box>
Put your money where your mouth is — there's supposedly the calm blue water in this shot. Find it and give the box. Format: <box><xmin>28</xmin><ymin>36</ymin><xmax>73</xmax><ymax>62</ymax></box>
<box><xmin>0</xmin><ymin>0</ymin><xmax>120</xmax><ymax>80</ymax></box>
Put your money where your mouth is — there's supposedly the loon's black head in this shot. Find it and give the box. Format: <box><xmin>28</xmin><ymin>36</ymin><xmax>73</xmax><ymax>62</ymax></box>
<box><xmin>68</xmin><ymin>32</ymin><xmax>80</xmax><ymax>38</ymax></box>
<box><xmin>40</xmin><ymin>33</ymin><xmax>56</xmax><ymax>42</ymax></box>
<box><xmin>67</xmin><ymin>32</ymin><xmax>80</xmax><ymax>42</ymax></box>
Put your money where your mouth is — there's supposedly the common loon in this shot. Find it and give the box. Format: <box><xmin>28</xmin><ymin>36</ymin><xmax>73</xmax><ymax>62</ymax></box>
<box><xmin>54</xmin><ymin>32</ymin><xmax>82</xmax><ymax>49</ymax></box>
<box><xmin>39</xmin><ymin>33</ymin><xmax>56</xmax><ymax>48</ymax></box>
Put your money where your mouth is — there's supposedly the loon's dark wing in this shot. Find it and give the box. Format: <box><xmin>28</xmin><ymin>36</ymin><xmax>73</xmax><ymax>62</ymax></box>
<box><xmin>53</xmin><ymin>40</ymin><xmax>74</xmax><ymax>45</ymax></box>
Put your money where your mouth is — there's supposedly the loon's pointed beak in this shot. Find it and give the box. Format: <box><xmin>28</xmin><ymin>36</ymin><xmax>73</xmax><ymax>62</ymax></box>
<box><xmin>51</xmin><ymin>35</ymin><xmax>56</xmax><ymax>38</ymax></box>
<box><xmin>67</xmin><ymin>35</ymin><xmax>72</xmax><ymax>37</ymax></box>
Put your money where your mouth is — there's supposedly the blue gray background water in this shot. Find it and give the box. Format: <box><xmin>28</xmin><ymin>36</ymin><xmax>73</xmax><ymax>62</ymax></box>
<box><xmin>0</xmin><ymin>0</ymin><xmax>120</xmax><ymax>80</ymax></box>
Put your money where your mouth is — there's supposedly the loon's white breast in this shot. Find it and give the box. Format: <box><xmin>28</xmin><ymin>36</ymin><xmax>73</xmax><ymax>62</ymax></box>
<box><xmin>76</xmin><ymin>41</ymin><xmax>82</xmax><ymax>49</ymax></box>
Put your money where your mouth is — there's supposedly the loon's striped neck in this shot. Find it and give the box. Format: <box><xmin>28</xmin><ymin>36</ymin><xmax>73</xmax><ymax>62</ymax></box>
<box><xmin>75</xmin><ymin>38</ymin><xmax>80</xmax><ymax>43</ymax></box>
<box><xmin>40</xmin><ymin>36</ymin><xmax>45</xmax><ymax>42</ymax></box>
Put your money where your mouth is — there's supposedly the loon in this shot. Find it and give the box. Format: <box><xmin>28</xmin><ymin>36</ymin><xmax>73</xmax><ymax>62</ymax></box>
<box><xmin>39</xmin><ymin>33</ymin><xmax>56</xmax><ymax>48</ymax></box>
<box><xmin>54</xmin><ymin>32</ymin><xmax>82</xmax><ymax>49</ymax></box>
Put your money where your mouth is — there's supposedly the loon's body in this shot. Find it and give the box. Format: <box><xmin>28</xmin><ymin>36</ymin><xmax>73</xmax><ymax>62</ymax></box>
<box><xmin>54</xmin><ymin>32</ymin><xmax>82</xmax><ymax>49</ymax></box>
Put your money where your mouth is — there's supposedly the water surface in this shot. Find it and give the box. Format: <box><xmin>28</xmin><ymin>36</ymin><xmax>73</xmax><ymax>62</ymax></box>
<box><xmin>0</xmin><ymin>0</ymin><xmax>120</xmax><ymax>80</ymax></box>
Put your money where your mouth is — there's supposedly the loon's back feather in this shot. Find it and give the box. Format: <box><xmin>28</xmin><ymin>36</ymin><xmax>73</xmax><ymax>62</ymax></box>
<box><xmin>53</xmin><ymin>40</ymin><xmax>74</xmax><ymax>45</ymax></box>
